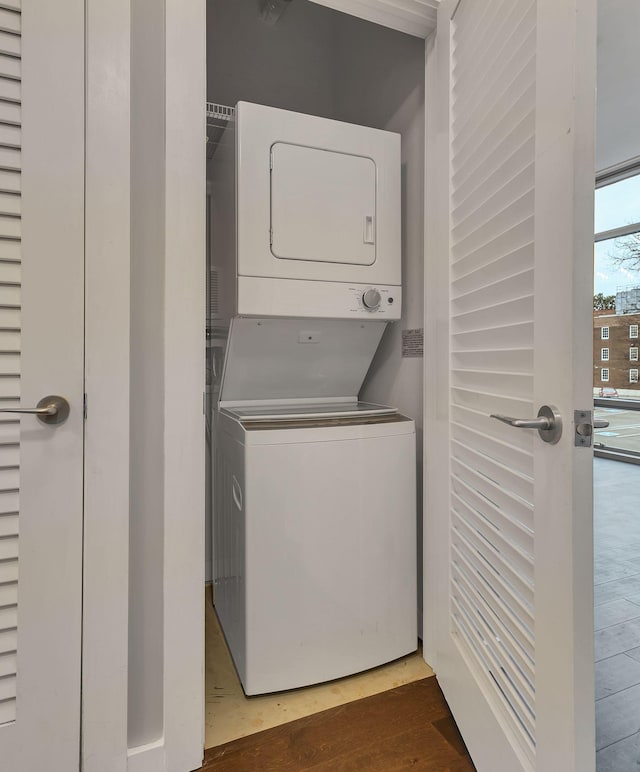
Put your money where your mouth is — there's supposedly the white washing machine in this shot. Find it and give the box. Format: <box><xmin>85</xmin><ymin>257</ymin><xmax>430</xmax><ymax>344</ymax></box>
<box><xmin>212</xmin><ymin>317</ymin><xmax>417</xmax><ymax>695</ymax></box>
<box><xmin>215</xmin><ymin>406</ymin><xmax>416</xmax><ymax>696</ymax></box>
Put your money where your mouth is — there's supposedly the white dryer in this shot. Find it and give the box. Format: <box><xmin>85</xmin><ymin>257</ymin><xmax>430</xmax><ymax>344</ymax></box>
<box><xmin>210</xmin><ymin>102</ymin><xmax>402</xmax><ymax>323</ymax></box>
<box><xmin>213</xmin><ymin>319</ymin><xmax>417</xmax><ymax>695</ymax></box>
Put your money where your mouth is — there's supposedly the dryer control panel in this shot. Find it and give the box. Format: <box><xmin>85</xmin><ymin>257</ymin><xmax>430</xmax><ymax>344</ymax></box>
<box><xmin>238</xmin><ymin>277</ymin><xmax>402</xmax><ymax>320</ymax></box>
<box><xmin>351</xmin><ymin>286</ymin><xmax>397</xmax><ymax>315</ymax></box>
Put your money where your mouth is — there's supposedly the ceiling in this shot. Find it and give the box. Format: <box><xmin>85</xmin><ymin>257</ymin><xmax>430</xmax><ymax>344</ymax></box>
<box><xmin>596</xmin><ymin>0</ymin><xmax>640</xmax><ymax>174</ymax></box>
<box><xmin>302</xmin><ymin>0</ymin><xmax>639</xmax><ymax>175</ymax></box>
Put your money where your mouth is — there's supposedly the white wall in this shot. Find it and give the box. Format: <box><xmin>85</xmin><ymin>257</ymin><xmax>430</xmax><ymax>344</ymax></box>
<box><xmin>596</xmin><ymin>0</ymin><xmax>640</xmax><ymax>172</ymax></box>
<box><xmin>207</xmin><ymin>0</ymin><xmax>336</xmax><ymax>117</ymax></box>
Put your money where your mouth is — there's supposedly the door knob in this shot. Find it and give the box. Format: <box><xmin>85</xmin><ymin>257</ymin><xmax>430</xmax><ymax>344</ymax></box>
<box><xmin>0</xmin><ymin>395</ymin><xmax>70</xmax><ymax>425</ymax></box>
<box><xmin>490</xmin><ymin>404</ymin><xmax>562</xmax><ymax>444</ymax></box>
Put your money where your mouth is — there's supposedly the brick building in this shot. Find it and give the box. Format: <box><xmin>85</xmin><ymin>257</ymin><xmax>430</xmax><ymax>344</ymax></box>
<box><xmin>593</xmin><ymin>310</ymin><xmax>640</xmax><ymax>392</ymax></box>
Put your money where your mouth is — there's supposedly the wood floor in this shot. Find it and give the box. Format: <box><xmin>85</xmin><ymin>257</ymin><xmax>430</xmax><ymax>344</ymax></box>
<box><xmin>205</xmin><ymin>596</ymin><xmax>433</xmax><ymax>748</ymax></box>
<box><xmin>199</xmin><ymin>677</ymin><xmax>475</xmax><ymax>771</ymax></box>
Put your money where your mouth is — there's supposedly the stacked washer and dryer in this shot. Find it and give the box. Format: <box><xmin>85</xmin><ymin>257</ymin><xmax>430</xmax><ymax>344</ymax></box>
<box><xmin>209</xmin><ymin>102</ymin><xmax>416</xmax><ymax>696</ymax></box>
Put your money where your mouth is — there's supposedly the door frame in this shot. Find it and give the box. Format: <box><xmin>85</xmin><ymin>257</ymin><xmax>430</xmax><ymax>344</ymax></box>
<box><xmin>82</xmin><ymin>0</ymin><xmax>457</xmax><ymax>769</ymax></box>
<box><xmin>421</xmin><ymin>4</ymin><xmax>450</xmax><ymax>675</ymax></box>
<box><xmin>82</xmin><ymin>1</ymin><xmax>206</xmax><ymax>770</ymax></box>
<box><xmin>82</xmin><ymin>1</ymin><xmax>131</xmax><ymax>769</ymax></box>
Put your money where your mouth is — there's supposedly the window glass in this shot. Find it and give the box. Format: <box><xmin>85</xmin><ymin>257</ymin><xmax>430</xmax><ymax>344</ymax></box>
<box><xmin>596</xmin><ymin>175</ymin><xmax>640</xmax><ymax>233</ymax></box>
<box><xmin>594</xmin><ymin>175</ymin><xmax>640</xmax><ymax>458</ymax></box>
<box><xmin>594</xmin><ymin>237</ymin><xmax>640</xmax><ymax>299</ymax></box>
<box><xmin>595</xmin><ymin>406</ymin><xmax>640</xmax><ymax>452</ymax></box>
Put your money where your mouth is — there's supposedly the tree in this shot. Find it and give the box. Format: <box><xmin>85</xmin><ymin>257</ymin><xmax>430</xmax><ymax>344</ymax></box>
<box><xmin>611</xmin><ymin>232</ymin><xmax>640</xmax><ymax>272</ymax></box>
<box><xmin>594</xmin><ymin>292</ymin><xmax>615</xmax><ymax>310</ymax></box>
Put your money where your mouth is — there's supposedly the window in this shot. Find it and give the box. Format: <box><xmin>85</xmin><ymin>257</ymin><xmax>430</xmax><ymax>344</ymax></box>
<box><xmin>632</xmin><ymin>348</ymin><xmax>639</xmax><ymax>361</ymax></box>
<box><xmin>601</xmin><ymin>348</ymin><xmax>610</xmax><ymax>361</ymax></box>
<box><xmin>596</xmin><ymin>174</ymin><xmax>640</xmax><ymax>232</ymax></box>
<box><xmin>631</xmin><ymin>369</ymin><xmax>639</xmax><ymax>384</ymax></box>
<box><xmin>601</xmin><ymin>368</ymin><xmax>610</xmax><ymax>382</ymax></box>
<box><xmin>595</xmin><ymin>177</ymin><xmax>640</xmax><ymax>340</ymax></box>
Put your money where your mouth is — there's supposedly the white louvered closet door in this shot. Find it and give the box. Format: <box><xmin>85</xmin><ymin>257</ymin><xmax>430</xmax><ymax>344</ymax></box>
<box><xmin>425</xmin><ymin>0</ymin><xmax>597</xmax><ymax>770</ymax></box>
<box><xmin>0</xmin><ymin>2</ymin><xmax>85</xmax><ymax>771</ymax></box>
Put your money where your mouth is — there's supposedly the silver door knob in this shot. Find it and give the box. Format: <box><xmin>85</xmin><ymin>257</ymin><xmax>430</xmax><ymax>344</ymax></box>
<box><xmin>490</xmin><ymin>404</ymin><xmax>562</xmax><ymax>444</ymax></box>
<box><xmin>0</xmin><ymin>395</ymin><xmax>70</xmax><ymax>425</ymax></box>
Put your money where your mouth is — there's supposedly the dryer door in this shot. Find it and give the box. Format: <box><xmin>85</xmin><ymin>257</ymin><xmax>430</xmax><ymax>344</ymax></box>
<box><xmin>270</xmin><ymin>143</ymin><xmax>376</xmax><ymax>266</ymax></box>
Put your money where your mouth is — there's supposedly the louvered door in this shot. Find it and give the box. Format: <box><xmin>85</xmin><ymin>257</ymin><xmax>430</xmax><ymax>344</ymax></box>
<box><xmin>0</xmin><ymin>2</ymin><xmax>85</xmax><ymax>770</ymax></box>
<box><xmin>425</xmin><ymin>0</ymin><xmax>596</xmax><ymax>770</ymax></box>
<box><xmin>0</xmin><ymin>2</ymin><xmax>22</xmax><ymax>725</ymax></box>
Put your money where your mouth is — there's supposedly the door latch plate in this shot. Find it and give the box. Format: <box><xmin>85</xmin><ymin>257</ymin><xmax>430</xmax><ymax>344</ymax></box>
<box><xmin>575</xmin><ymin>410</ymin><xmax>593</xmax><ymax>447</ymax></box>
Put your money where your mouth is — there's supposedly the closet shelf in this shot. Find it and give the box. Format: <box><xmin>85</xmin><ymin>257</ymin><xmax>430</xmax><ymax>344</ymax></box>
<box><xmin>207</xmin><ymin>102</ymin><xmax>235</xmax><ymax>125</ymax></box>
<box><xmin>206</xmin><ymin>103</ymin><xmax>234</xmax><ymax>158</ymax></box>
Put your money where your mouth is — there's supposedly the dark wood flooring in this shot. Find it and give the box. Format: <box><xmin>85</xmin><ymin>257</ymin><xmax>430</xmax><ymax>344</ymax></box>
<box><xmin>199</xmin><ymin>676</ymin><xmax>475</xmax><ymax>771</ymax></box>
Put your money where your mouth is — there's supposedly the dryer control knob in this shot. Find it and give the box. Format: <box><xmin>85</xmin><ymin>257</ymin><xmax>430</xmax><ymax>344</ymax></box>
<box><xmin>362</xmin><ymin>288</ymin><xmax>381</xmax><ymax>310</ymax></box>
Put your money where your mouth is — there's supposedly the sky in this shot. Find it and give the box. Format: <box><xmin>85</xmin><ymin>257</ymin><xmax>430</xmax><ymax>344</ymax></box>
<box><xmin>594</xmin><ymin>175</ymin><xmax>640</xmax><ymax>296</ymax></box>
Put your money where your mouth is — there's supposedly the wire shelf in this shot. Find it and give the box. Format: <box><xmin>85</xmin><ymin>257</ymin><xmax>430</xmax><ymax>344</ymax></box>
<box><xmin>206</xmin><ymin>102</ymin><xmax>235</xmax><ymax>123</ymax></box>
<box><xmin>206</xmin><ymin>103</ymin><xmax>234</xmax><ymax>159</ymax></box>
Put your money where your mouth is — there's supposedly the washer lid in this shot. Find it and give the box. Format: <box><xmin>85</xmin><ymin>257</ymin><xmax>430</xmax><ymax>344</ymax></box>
<box><xmin>224</xmin><ymin>401</ymin><xmax>397</xmax><ymax>422</ymax></box>
<box><xmin>219</xmin><ymin>317</ymin><xmax>387</xmax><ymax>405</ymax></box>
